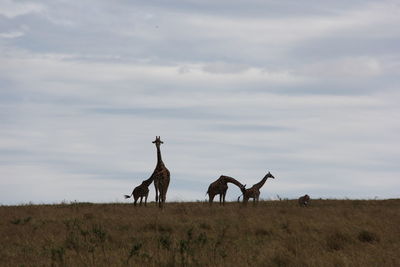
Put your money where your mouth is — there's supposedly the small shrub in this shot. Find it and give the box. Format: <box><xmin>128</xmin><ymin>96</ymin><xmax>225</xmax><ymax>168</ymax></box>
<box><xmin>358</xmin><ymin>230</ymin><xmax>379</xmax><ymax>243</ymax></box>
<box><xmin>255</xmin><ymin>228</ymin><xmax>273</xmax><ymax>237</ymax></box>
<box><xmin>64</xmin><ymin>229</ymin><xmax>81</xmax><ymax>251</ymax></box>
<box><xmin>142</xmin><ymin>222</ymin><xmax>173</xmax><ymax>233</ymax></box>
<box><xmin>126</xmin><ymin>239</ymin><xmax>143</xmax><ymax>263</ymax></box>
<box><xmin>50</xmin><ymin>246</ymin><xmax>65</xmax><ymax>266</ymax></box>
<box><xmin>159</xmin><ymin>224</ymin><xmax>173</xmax><ymax>233</ymax></box>
<box><xmin>142</xmin><ymin>222</ymin><xmax>157</xmax><ymax>232</ymax></box>
<box><xmin>196</xmin><ymin>232</ymin><xmax>208</xmax><ymax>246</ymax></box>
<box><xmin>326</xmin><ymin>231</ymin><xmax>351</xmax><ymax>251</ymax></box>
<box><xmin>10</xmin><ymin>216</ymin><xmax>32</xmax><ymax>225</ymax></box>
<box><xmin>199</xmin><ymin>222</ymin><xmax>212</xmax><ymax>230</ymax></box>
<box><xmin>179</xmin><ymin>239</ymin><xmax>190</xmax><ymax>266</ymax></box>
<box><xmin>10</xmin><ymin>218</ymin><xmax>21</xmax><ymax>225</ymax></box>
<box><xmin>270</xmin><ymin>249</ymin><xmax>294</xmax><ymax>267</ymax></box>
<box><xmin>92</xmin><ymin>224</ymin><xmax>107</xmax><ymax>243</ymax></box>
<box><xmin>129</xmin><ymin>242</ymin><xmax>142</xmax><ymax>257</ymax></box>
<box><xmin>83</xmin><ymin>213</ymin><xmax>94</xmax><ymax>220</ymax></box>
<box><xmin>159</xmin><ymin>234</ymin><xmax>172</xmax><ymax>250</ymax></box>
<box><xmin>280</xmin><ymin>221</ymin><xmax>291</xmax><ymax>233</ymax></box>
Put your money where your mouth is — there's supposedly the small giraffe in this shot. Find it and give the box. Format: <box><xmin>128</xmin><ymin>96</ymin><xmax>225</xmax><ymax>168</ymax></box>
<box><xmin>151</xmin><ymin>136</ymin><xmax>170</xmax><ymax>208</ymax></box>
<box><xmin>124</xmin><ymin>176</ymin><xmax>154</xmax><ymax>206</ymax></box>
<box><xmin>239</xmin><ymin>172</ymin><xmax>275</xmax><ymax>205</ymax></box>
<box><xmin>298</xmin><ymin>194</ymin><xmax>310</xmax><ymax>207</ymax></box>
<box><xmin>207</xmin><ymin>175</ymin><xmax>246</xmax><ymax>206</ymax></box>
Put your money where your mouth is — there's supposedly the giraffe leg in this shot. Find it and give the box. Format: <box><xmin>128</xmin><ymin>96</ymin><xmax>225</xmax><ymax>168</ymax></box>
<box><xmin>219</xmin><ymin>194</ymin><xmax>223</xmax><ymax>205</ymax></box>
<box><xmin>162</xmin><ymin>180</ymin><xmax>169</xmax><ymax>207</ymax></box>
<box><xmin>162</xmin><ymin>194</ymin><xmax>166</xmax><ymax>207</ymax></box>
<box><xmin>158</xmin><ymin>184</ymin><xmax>164</xmax><ymax>209</ymax></box>
<box><xmin>134</xmin><ymin>196</ymin><xmax>138</xmax><ymax>206</ymax></box>
<box><xmin>243</xmin><ymin>196</ymin><xmax>248</xmax><ymax>206</ymax></box>
<box><xmin>154</xmin><ymin>182</ymin><xmax>159</xmax><ymax>203</ymax></box>
<box><xmin>222</xmin><ymin>193</ymin><xmax>226</xmax><ymax>206</ymax></box>
<box><xmin>139</xmin><ymin>196</ymin><xmax>143</xmax><ymax>206</ymax></box>
<box><xmin>145</xmin><ymin>193</ymin><xmax>148</xmax><ymax>206</ymax></box>
<box><xmin>209</xmin><ymin>194</ymin><xmax>215</xmax><ymax>206</ymax></box>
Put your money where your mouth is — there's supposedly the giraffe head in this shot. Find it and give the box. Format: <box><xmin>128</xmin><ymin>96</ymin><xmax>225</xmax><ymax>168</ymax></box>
<box><xmin>152</xmin><ymin>136</ymin><xmax>164</xmax><ymax>147</ymax></box>
<box><xmin>240</xmin><ymin>184</ymin><xmax>247</xmax><ymax>194</ymax></box>
<box><xmin>265</xmin><ymin>171</ymin><xmax>275</xmax><ymax>179</ymax></box>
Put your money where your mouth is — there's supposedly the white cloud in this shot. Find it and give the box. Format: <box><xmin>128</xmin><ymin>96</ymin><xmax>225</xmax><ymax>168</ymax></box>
<box><xmin>183</xmin><ymin>2</ymin><xmax>400</xmax><ymax>47</ymax></box>
<box><xmin>299</xmin><ymin>57</ymin><xmax>383</xmax><ymax>78</ymax></box>
<box><xmin>0</xmin><ymin>52</ymin><xmax>309</xmax><ymax>99</ymax></box>
<box><xmin>0</xmin><ymin>30</ymin><xmax>24</xmax><ymax>38</ymax></box>
<box><xmin>202</xmin><ymin>62</ymin><xmax>250</xmax><ymax>74</ymax></box>
<box><xmin>0</xmin><ymin>0</ymin><xmax>44</xmax><ymax>18</ymax></box>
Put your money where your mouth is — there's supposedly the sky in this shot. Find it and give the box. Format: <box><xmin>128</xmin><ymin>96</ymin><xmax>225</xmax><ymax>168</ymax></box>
<box><xmin>0</xmin><ymin>0</ymin><xmax>399</xmax><ymax>205</ymax></box>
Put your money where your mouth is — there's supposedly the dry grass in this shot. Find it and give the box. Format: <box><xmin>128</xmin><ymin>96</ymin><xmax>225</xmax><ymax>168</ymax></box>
<box><xmin>1</xmin><ymin>199</ymin><xmax>399</xmax><ymax>266</ymax></box>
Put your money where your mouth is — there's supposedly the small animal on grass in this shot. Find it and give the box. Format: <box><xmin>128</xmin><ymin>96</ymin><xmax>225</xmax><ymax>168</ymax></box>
<box><xmin>124</xmin><ymin>176</ymin><xmax>153</xmax><ymax>206</ymax></box>
<box><xmin>298</xmin><ymin>194</ymin><xmax>310</xmax><ymax>207</ymax></box>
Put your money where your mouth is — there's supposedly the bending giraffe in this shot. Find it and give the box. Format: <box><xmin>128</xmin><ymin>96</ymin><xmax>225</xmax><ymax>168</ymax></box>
<box><xmin>124</xmin><ymin>176</ymin><xmax>153</xmax><ymax>206</ymax></box>
<box><xmin>207</xmin><ymin>175</ymin><xmax>246</xmax><ymax>206</ymax></box>
<box><xmin>238</xmin><ymin>172</ymin><xmax>275</xmax><ymax>205</ymax></box>
<box><xmin>151</xmin><ymin>136</ymin><xmax>170</xmax><ymax>208</ymax></box>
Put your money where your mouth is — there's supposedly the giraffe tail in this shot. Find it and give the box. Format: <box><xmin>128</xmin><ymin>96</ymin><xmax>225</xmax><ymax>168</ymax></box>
<box><xmin>124</xmin><ymin>194</ymin><xmax>132</xmax><ymax>199</ymax></box>
<box><xmin>237</xmin><ymin>194</ymin><xmax>242</xmax><ymax>202</ymax></box>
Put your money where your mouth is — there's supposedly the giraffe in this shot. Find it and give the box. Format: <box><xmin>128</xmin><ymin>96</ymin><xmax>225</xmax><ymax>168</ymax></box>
<box><xmin>124</xmin><ymin>176</ymin><xmax>154</xmax><ymax>206</ymax></box>
<box><xmin>238</xmin><ymin>172</ymin><xmax>275</xmax><ymax>205</ymax></box>
<box><xmin>151</xmin><ymin>136</ymin><xmax>170</xmax><ymax>208</ymax></box>
<box><xmin>298</xmin><ymin>194</ymin><xmax>310</xmax><ymax>207</ymax></box>
<box><xmin>207</xmin><ymin>175</ymin><xmax>246</xmax><ymax>206</ymax></box>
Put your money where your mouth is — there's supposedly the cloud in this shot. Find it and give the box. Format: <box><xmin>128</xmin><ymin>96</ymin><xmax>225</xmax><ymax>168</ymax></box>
<box><xmin>0</xmin><ymin>30</ymin><xmax>24</xmax><ymax>38</ymax></box>
<box><xmin>299</xmin><ymin>57</ymin><xmax>382</xmax><ymax>78</ymax></box>
<box><xmin>202</xmin><ymin>62</ymin><xmax>250</xmax><ymax>74</ymax></box>
<box><xmin>0</xmin><ymin>0</ymin><xmax>44</xmax><ymax>18</ymax></box>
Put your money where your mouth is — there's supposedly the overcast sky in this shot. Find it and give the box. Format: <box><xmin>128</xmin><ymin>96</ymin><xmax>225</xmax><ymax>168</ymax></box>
<box><xmin>1</xmin><ymin>0</ymin><xmax>399</xmax><ymax>205</ymax></box>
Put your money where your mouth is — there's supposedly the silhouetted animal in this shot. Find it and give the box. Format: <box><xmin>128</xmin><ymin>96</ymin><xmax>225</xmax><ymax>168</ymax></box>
<box><xmin>238</xmin><ymin>172</ymin><xmax>275</xmax><ymax>205</ymax></box>
<box><xmin>298</xmin><ymin>194</ymin><xmax>310</xmax><ymax>207</ymax></box>
<box><xmin>124</xmin><ymin>176</ymin><xmax>153</xmax><ymax>206</ymax></box>
<box><xmin>151</xmin><ymin>136</ymin><xmax>170</xmax><ymax>208</ymax></box>
<box><xmin>207</xmin><ymin>175</ymin><xmax>245</xmax><ymax>205</ymax></box>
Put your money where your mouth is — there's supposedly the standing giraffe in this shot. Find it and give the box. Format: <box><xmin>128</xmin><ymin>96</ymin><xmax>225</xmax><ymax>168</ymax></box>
<box><xmin>207</xmin><ymin>175</ymin><xmax>246</xmax><ymax>206</ymax></box>
<box><xmin>151</xmin><ymin>136</ymin><xmax>170</xmax><ymax>208</ymax></box>
<box><xmin>238</xmin><ymin>172</ymin><xmax>275</xmax><ymax>205</ymax></box>
<box><xmin>124</xmin><ymin>176</ymin><xmax>154</xmax><ymax>206</ymax></box>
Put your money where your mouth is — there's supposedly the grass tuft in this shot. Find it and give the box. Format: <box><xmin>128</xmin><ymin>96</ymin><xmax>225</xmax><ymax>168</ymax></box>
<box><xmin>358</xmin><ymin>230</ymin><xmax>379</xmax><ymax>243</ymax></box>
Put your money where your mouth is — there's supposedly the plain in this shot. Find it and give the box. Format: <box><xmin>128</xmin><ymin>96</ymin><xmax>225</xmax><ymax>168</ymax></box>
<box><xmin>0</xmin><ymin>199</ymin><xmax>399</xmax><ymax>266</ymax></box>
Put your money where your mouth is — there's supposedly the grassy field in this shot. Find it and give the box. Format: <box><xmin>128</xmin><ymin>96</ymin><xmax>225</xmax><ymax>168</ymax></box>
<box><xmin>1</xmin><ymin>199</ymin><xmax>399</xmax><ymax>266</ymax></box>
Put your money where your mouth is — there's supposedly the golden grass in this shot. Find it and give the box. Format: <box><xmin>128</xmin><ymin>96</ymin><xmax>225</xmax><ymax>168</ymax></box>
<box><xmin>1</xmin><ymin>199</ymin><xmax>399</xmax><ymax>266</ymax></box>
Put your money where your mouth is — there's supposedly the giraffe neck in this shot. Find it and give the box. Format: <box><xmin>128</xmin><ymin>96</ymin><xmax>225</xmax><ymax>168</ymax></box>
<box><xmin>143</xmin><ymin>176</ymin><xmax>154</xmax><ymax>186</ymax></box>
<box><xmin>253</xmin><ymin>177</ymin><xmax>268</xmax><ymax>190</ymax></box>
<box><xmin>222</xmin><ymin>176</ymin><xmax>244</xmax><ymax>188</ymax></box>
<box><xmin>156</xmin><ymin>145</ymin><xmax>164</xmax><ymax>166</ymax></box>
